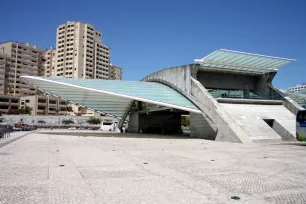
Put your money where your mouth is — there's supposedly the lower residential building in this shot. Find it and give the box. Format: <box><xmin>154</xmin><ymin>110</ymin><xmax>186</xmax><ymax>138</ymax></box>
<box><xmin>69</xmin><ymin>104</ymin><xmax>100</xmax><ymax>116</ymax></box>
<box><xmin>0</xmin><ymin>94</ymin><xmax>102</xmax><ymax>116</ymax></box>
<box><xmin>20</xmin><ymin>95</ymin><xmax>69</xmax><ymax>116</ymax></box>
<box><xmin>0</xmin><ymin>95</ymin><xmax>19</xmax><ymax>114</ymax></box>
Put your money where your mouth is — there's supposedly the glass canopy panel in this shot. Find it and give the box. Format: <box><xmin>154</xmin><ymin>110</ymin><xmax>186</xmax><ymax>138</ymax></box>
<box><xmin>284</xmin><ymin>91</ymin><xmax>306</xmax><ymax>105</ymax></box>
<box><xmin>196</xmin><ymin>49</ymin><xmax>295</xmax><ymax>74</ymax></box>
<box><xmin>21</xmin><ymin>76</ymin><xmax>201</xmax><ymax>118</ymax></box>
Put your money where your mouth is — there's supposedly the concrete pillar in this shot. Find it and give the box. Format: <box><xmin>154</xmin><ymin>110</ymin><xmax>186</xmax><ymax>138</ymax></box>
<box><xmin>190</xmin><ymin>112</ymin><xmax>217</xmax><ymax>139</ymax></box>
<box><xmin>185</xmin><ymin>64</ymin><xmax>191</xmax><ymax>94</ymax></box>
<box><xmin>127</xmin><ymin>111</ymin><xmax>139</xmax><ymax>133</ymax></box>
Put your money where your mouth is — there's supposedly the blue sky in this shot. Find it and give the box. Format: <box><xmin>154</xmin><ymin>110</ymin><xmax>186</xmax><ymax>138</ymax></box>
<box><xmin>1</xmin><ymin>0</ymin><xmax>305</xmax><ymax>88</ymax></box>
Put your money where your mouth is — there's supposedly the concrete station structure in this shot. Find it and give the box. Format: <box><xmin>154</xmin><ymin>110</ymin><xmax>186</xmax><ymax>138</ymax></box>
<box><xmin>21</xmin><ymin>49</ymin><xmax>305</xmax><ymax>143</ymax></box>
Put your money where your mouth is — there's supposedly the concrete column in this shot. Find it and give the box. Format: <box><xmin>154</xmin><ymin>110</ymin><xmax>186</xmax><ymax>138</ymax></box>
<box><xmin>190</xmin><ymin>112</ymin><xmax>217</xmax><ymax>139</ymax></box>
<box><xmin>185</xmin><ymin>64</ymin><xmax>191</xmax><ymax>94</ymax></box>
<box><xmin>127</xmin><ymin>111</ymin><xmax>139</xmax><ymax>133</ymax></box>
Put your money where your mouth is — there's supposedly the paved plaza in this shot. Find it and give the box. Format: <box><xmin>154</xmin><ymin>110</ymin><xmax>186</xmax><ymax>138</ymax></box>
<box><xmin>0</xmin><ymin>131</ymin><xmax>306</xmax><ymax>204</ymax></box>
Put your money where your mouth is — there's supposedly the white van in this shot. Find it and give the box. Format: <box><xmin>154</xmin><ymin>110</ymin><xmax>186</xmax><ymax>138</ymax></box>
<box><xmin>99</xmin><ymin>121</ymin><xmax>118</xmax><ymax>132</ymax></box>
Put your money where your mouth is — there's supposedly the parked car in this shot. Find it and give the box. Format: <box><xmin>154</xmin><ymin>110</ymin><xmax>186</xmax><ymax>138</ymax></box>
<box><xmin>14</xmin><ymin>123</ymin><xmax>37</xmax><ymax>131</ymax></box>
<box><xmin>12</xmin><ymin>126</ymin><xmax>23</xmax><ymax>131</ymax></box>
<box><xmin>68</xmin><ymin>127</ymin><xmax>77</xmax><ymax>130</ymax></box>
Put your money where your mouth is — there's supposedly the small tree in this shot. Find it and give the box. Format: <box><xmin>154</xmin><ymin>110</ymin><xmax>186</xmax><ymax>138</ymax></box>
<box><xmin>87</xmin><ymin>117</ymin><xmax>101</xmax><ymax>125</ymax></box>
<box><xmin>19</xmin><ymin>106</ymin><xmax>32</xmax><ymax>115</ymax></box>
<box><xmin>62</xmin><ymin>119</ymin><xmax>74</xmax><ymax>125</ymax></box>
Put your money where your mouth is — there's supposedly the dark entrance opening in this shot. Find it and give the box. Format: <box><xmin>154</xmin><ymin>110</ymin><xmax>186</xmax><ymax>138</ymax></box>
<box><xmin>127</xmin><ymin>101</ymin><xmax>192</xmax><ymax>138</ymax></box>
<box><xmin>139</xmin><ymin>111</ymin><xmax>184</xmax><ymax>135</ymax></box>
<box><xmin>263</xmin><ymin>119</ymin><xmax>274</xmax><ymax>128</ymax></box>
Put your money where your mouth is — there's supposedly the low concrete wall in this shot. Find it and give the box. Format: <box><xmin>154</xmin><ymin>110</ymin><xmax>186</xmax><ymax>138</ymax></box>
<box><xmin>268</xmin><ymin>84</ymin><xmax>304</xmax><ymax>115</ymax></box>
<box><xmin>2</xmin><ymin>115</ymin><xmax>118</xmax><ymax>126</ymax></box>
<box><xmin>217</xmin><ymin>98</ymin><xmax>283</xmax><ymax>105</ymax></box>
<box><xmin>272</xmin><ymin>120</ymin><xmax>297</xmax><ymax>141</ymax></box>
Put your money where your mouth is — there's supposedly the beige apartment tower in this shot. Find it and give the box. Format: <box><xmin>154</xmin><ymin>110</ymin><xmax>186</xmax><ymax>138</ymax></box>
<box><xmin>40</xmin><ymin>49</ymin><xmax>56</xmax><ymax>77</ymax></box>
<box><xmin>0</xmin><ymin>41</ymin><xmax>39</xmax><ymax>96</ymax></box>
<box><xmin>55</xmin><ymin>21</ymin><xmax>110</xmax><ymax>79</ymax></box>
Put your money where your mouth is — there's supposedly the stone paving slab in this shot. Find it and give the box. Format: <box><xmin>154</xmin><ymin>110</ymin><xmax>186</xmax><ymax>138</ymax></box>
<box><xmin>0</xmin><ymin>132</ymin><xmax>306</xmax><ymax>203</ymax></box>
<box><xmin>0</xmin><ymin>131</ymin><xmax>34</xmax><ymax>148</ymax></box>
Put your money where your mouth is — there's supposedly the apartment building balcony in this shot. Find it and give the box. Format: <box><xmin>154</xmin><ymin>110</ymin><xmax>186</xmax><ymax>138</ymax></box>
<box><xmin>19</xmin><ymin>59</ymin><xmax>38</xmax><ymax>66</ymax></box>
<box><xmin>29</xmin><ymin>91</ymin><xmax>36</xmax><ymax>95</ymax></box>
<box><xmin>37</xmin><ymin>109</ymin><xmax>46</xmax><ymax>114</ymax></box>
<box><xmin>58</xmin><ymin>111</ymin><xmax>67</xmax><ymax>115</ymax></box>
<box><xmin>86</xmin><ymin>46</ymin><xmax>94</xmax><ymax>52</ymax></box>
<box><xmin>18</xmin><ymin>83</ymin><xmax>31</xmax><ymax>88</ymax></box>
<box><xmin>10</xmin><ymin>104</ymin><xmax>19</xmax><ymax>109</ymax></box>
<box><xmin>20</xmin><ymin>87</ymin><xmax>31</xmax><ymax>92</ymax></box>
<box><xmin>22</xmin><ymin>65</ymin><xmax>38</xmax><ymax>70</ymax></box>
<box><xmin>0</xmin><ymin>64</ymin><xmax>6</xmax><ymax>71</ymax></box>
<box><xmin>0</xmin><ymin>108</ymin><xmax>9</xmax><ymax>113</ymax></box>
<box><xmin>48</xmin><ymin>109</ymin><xmax>56</xmax><ymax>114</ymax></box>
<box><xmin>37</xmin><ymin>102</ymin><xmax>47</xmax><ymax>107</ymax></box>
<box><xmin>48</xmin><ymin>102</ymin><xmax>57</xmax><ymax>106</ymax></box>
<box><xmin>59</xmin><ymin>103</ymin><xmax>67</xmax><ymax>107</ymax></box>
<box><xmin>0</xmin><ymin>101</ymin><xmax>10</xmax><ymax>106</ymax></box>
<box><xmin>11</xmin><ymin>48</ymin><xmax>36</xmax><ymax>56</ymax></box>
<box><xmin>19</xmin><ymin>53</ymin><xmax>37</xmax><ymax>61</ymax></box>
<box><xmin>25</xmin><ymin>50</ymin><xmax>39</xmax><ymax>58</ymax></box>
<box><xmin>11</xmin><ymin>98</ymin><xmax>19</xmax><ymax>104</ymax></box>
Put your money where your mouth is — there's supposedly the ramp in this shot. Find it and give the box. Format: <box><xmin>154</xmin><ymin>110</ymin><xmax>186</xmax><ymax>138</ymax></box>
<box><xmin>219</xmin><ymin>103</ymin><xmax>296</xmax><ymax>143</ymax></box>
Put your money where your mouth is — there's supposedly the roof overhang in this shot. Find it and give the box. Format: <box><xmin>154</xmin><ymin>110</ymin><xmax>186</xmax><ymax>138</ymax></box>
<box><xmin>195</xmin><ymin>49</ymin><xmax>295</xmax><ymax>74</ymax></box>
<box><xmin>21</xmin><ymin>76</ymin><xmax>201</xmax><ymax>118</ymax></box>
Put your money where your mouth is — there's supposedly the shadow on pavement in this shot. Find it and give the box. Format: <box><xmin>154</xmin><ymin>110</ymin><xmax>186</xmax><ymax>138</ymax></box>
<box><xmin>273</xmin><ymin>142</ymin><xmax>306</xmax><ymax>147</ymax></box>
<box><xmin>37</xmin><ymin>132</ymin><xmax>197</xmax><ymax>139</ymax></box>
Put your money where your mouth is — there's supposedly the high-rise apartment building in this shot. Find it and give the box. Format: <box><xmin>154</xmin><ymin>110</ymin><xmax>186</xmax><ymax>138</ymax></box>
<box><xmin>0</xmin><ymin>21</ymin><xmax>121</xmax><ymax>115</ymax></box>
<box><xmin>288</xmin><ymin>83</ymin><xmax>306</xmax><ymax>93</ymax></box>
<box><xmin>0</xmin><ymin>53</ymin><xmax>7</xmax><ymax>95</ymax></box>
<box><xmin>0</xmin><ymin>41</ymin><xmax>39</xmax><ymax>96</ymax></box>
<box><xmin>40</xmin><ymin>49</ymin><xmax>56</xmax><ymax>77</ymax></box>
<box><xmin>55</xmin><ymin>21</ymin><xmax>110</xmax><ymax>79</ymax></box>
<box><xmin>109</xmin><ymin>64</ymin><xmax>122</xmax><ymax>80</ymax></box>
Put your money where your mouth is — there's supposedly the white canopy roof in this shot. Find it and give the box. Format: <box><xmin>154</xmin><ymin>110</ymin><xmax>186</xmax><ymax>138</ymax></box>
<box><xmin>21</xmin><ymin>76</ymin><xmax>201</xmax><ymax>118</ymax></box>
<box><xmin>195</xmin><ymin>49</ymin><xmax>295</xmax><ymax>74</ymax></box>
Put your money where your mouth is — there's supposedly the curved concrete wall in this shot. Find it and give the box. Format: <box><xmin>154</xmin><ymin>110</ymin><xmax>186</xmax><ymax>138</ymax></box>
<box><xmin>141</xmin><ymin>64</ymin><xmax>196</xmax><ymax>96</ymax></box>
